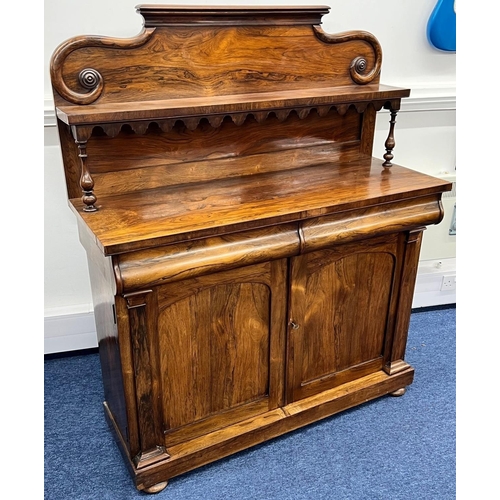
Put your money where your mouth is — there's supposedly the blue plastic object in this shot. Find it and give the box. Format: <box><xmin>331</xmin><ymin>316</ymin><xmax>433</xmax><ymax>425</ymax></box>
<box><xmin>427</xmin><ymin>0</ymin><xmax>456</xmax><ymax>52</ymax></box>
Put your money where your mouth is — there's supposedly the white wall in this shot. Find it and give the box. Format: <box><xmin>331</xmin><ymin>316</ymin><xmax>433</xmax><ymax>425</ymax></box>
<box><xmin>44</xmin><ymin>0</ymin><xmax>456</xmax><ymax>353</ymax></box>
<box><xmin>44</xmin><ymin>0</ymin><xmax>456</xmax><ymax>94</ymax></box>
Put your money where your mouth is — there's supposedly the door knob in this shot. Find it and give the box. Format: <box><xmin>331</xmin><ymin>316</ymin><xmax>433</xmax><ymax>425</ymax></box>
<box><xmin>289</xmin><ymin>321</ymin><xmax>300</xmax><ymax>330</ymax></box>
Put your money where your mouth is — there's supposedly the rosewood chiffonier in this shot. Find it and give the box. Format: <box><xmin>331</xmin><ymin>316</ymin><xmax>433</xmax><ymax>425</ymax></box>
<box><xmin>50</xmin><ymin>4</ymin><xmax>452</xmax><ymax>493</ymax></box>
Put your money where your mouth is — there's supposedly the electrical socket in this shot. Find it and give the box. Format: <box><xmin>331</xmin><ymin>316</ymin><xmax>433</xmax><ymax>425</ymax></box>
<box><xmin>440</xmin><ymin>275</ymin><xmax>456</xmax><ymax>291</ymax></box>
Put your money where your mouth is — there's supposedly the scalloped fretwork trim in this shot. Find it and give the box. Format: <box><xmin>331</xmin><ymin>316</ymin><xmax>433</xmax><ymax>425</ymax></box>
<box><xmin>73</xmin><ymin>101</ymin><xmax>391</xmax><ymax>139</ymax></box>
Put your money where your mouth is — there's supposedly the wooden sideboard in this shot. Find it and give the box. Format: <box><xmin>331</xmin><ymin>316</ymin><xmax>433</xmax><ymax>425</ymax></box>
<box><xmin>50</xmin><ymin>4</ymin><xmax>452</xmax><ymax>493</ymax></box>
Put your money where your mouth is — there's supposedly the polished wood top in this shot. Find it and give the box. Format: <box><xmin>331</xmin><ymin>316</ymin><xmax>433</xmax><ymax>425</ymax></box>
<box><xmin>71</xmin><ymin>158</ymin><xmax>452</xmax><ymax>255</ymax></box>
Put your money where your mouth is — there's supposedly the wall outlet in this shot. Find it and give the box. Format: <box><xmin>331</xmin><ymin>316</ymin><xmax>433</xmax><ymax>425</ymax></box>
<box><xmin>440</xmin><ymin>275</ymin><xmax>456</xmax><ymax>291</ymax></box>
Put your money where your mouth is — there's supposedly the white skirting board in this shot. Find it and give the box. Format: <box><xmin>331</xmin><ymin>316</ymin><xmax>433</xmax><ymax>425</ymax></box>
<box><xmin>44</xmin><ymin>259</ymin><xmax>456</xmax><ymax>355</ymax></box>
<box><xmin>44</xmin><ymin>311</ymin><xmax>98</xmax><ymax>355</ymax></box>
<box><xmin>412</xmin><ymin>258</ymin><xmax>456</xmax><ymax>309</ymax></box>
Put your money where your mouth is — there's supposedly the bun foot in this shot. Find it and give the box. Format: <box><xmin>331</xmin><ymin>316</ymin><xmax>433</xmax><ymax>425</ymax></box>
<box><xmin>143</xmin><ymin>481</ymin><xmax>168</xmax><ymax>494</ymax></box>
<box><xmin>390</xmin><ymin>387</ymin><xmax>406</xmax><ymax>397</ymax></box>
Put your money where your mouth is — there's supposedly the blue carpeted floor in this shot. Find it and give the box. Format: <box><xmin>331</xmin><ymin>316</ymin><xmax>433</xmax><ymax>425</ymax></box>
<box><xmin>44</xmin><ymin>306</ymin><xmax>456</xmax><ymax>500</ymax></box>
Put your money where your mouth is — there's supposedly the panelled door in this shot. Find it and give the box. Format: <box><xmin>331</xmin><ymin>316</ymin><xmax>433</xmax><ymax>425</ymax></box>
<box><xmin>154</xmin><ymin>260</ymin><xmax>288</xmax><ymax>447</ymax></box>
<box><xmin>286</xmin><ymin>234</ymin><xmax>404</xmax><ymax>403</ymax></box>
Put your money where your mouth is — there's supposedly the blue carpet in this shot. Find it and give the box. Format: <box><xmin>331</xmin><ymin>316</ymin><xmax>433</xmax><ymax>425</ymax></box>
<box><xmin>44</xmin><ymin>306</ymin><xmax>455</xmax><ymax>499</ymax></box>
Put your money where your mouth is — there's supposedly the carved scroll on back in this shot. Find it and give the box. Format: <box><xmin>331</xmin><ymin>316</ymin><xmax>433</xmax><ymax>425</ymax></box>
<box><xmin>51</xmin><ymin>24</ymin><xmax>382</xmax><ymax>106</ymax></box>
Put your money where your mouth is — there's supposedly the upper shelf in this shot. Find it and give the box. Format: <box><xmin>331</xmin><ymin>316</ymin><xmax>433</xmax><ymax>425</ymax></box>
<box><xmin>56</xmin><ymin>84</ymin><xmax>410</xmax><ymax>126</ymax></box>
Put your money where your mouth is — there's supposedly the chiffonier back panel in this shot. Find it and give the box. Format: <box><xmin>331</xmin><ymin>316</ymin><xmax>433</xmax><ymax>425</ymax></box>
<box><xmin>85</xmin><ymin>107</ymin><xmax>363</xmax><ymax>197</ymax></box>
<box><xmin>53</xmin><ymin>25</ymin><xmax>378</xmax><ymax>107</ymax></box>
<box><xmin>50</xmin><ymin>6</ymin><xmax>385</xmax><ymax>202</ymax></box>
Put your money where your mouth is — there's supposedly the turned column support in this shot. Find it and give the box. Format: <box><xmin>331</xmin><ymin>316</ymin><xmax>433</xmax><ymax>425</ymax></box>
<box><xmin>71</xmin><ymin>125</ymin><xmax>97</xmax><ymax>212</ymax></box>
<box><xmin>382</xmin><ymin>100</ymin><xmax>401</xmax><ymax>168</ymax></box>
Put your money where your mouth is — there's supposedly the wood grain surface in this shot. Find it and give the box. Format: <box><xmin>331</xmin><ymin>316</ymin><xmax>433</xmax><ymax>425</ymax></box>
<box><xmin>287</xmin><ymin>235</ymin><xmax>400</xmax><ymax>401</ymax></box>
<box><xmin>53</xmin><ymin>21</ymin><xmax>383</xmax><ymax>108</ymax></box>
<box><xmin>86</xmin><ymin>107</ymin><xmax>361</xmax><ymax>197</ymax></box>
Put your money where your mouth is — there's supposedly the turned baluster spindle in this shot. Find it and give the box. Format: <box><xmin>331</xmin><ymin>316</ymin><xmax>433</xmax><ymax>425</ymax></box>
<box><xmin>75</xmin><ymin>140</ymin><xmax>97</xmax><ymax>212</ymax></box>
<box><xmin>382</xmin><ymin>108</ymin><xmax>399</xmax><ymax>168</ymax></box>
